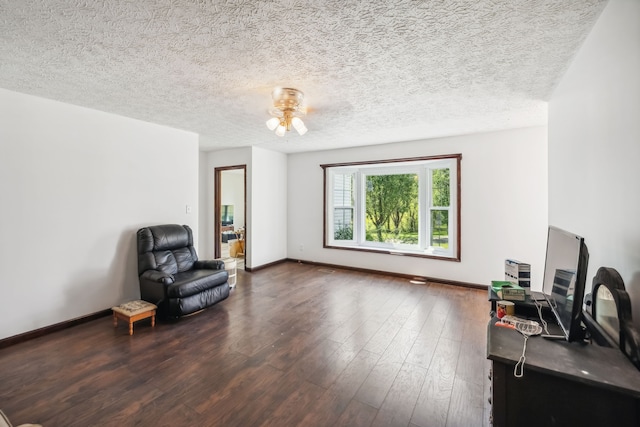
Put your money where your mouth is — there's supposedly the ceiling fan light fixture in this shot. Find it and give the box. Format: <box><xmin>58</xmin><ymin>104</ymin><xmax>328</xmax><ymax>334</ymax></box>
<box><xmin>291</xmin><ymin>117</ymin><xmax>307</xmax><ymax>135</ymax></box>
<box><xmin>266</xmin><ymin>117</ymin><xmax>280</xmax><ymax>130</ymax></box>
<box><xmin>266</xmin><ymin>87</ymin><xmax>307</xmax><ymax>137</ymax></box>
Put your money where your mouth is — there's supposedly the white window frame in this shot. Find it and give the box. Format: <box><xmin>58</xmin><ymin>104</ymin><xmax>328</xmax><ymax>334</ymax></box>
<box><xmin>322</xmin><ymin>155</ymin><xmax>461</xmax><ymax>261</ymax></box>
<box><xmin>330</xmin><ymin>170</ymin><xmax>357</xmax><ymax>244</ymax></box>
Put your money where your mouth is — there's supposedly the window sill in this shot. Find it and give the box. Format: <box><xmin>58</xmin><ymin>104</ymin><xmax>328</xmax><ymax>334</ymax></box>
<box><xmin>324</xmin><ymin>243</ymin><xmax>460</xmax><ymax>262</ymax></box>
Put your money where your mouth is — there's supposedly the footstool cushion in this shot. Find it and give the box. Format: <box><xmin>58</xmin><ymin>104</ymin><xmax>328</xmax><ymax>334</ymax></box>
<box><xmin>0</xmin><ymin>409</ymin><xmax>41</xmax><ymax>427</ymax></box>
<box><xmin>112</xmin><ymin>300</ymin><xmax>157</xmax><ymax>335</ymax></box>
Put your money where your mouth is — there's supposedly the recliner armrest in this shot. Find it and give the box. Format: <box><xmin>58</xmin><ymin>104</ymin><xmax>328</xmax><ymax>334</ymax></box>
<box><xmin>194</xmin><ymin>260</ymin><xmax>225</xmax><ymax>270</ymax></box>
<box><xmin>140</xmin><ymin>270</ymin><xmax>175</xmax><ymax>285</ymax></box>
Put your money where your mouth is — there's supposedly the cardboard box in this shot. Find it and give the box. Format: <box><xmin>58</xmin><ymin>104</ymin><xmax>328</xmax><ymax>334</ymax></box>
<box><xmin>491</xmin><ymin>280</ymin><xmax>526</xmax><ymax>301</ymax></box>
<box><xmin>505</xmin><ymin>259</ymin><xmax>531</xmax><ymax>293</ymax></box>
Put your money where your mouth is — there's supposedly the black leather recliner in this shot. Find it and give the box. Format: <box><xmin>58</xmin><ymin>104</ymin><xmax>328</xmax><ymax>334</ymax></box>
<box><xmin>137</xmin><ymin>224</ymin><xmax>230</xmax><ymax>317</ymax></box>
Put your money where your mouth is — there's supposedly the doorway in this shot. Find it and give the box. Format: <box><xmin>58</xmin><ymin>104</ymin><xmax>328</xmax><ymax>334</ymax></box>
<box><xmin>214</xmin><ymin>165</ymin><xmax>247</xmax><ymax>269</ymax></box>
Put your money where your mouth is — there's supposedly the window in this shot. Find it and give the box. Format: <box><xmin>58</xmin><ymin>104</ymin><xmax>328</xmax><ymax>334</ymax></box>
<box><xmin>322</xmin><ymin>154</ymin><xmax>461</xmax><ymax>261</ymax></box>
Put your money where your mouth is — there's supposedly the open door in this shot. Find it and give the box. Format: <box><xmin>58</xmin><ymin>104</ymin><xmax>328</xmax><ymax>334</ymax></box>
<box><xmin>214</xmin><ymin>165</ymin><xmax>247</xmax><ymax>269</ymax></box>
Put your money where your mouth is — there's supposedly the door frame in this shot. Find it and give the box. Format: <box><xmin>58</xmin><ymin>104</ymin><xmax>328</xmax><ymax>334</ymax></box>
<box><xmin>214</xmin><ymin>165</ymin><xmax>247</xmax><ymax>265</ymax></box>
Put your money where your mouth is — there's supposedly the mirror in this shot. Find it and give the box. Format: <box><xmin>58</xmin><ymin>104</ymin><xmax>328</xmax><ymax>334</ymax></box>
<box><xmin>584</xmin><ymin>267</ymin><xmax>640</xmax><ymax>370</ymax></box>
<box><xmin>595</xmin><ymin>285</ymin><xmax>619</xmax><ymax>344</ymax></box>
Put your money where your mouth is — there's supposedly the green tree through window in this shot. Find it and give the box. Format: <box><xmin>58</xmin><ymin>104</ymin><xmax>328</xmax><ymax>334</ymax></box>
<box><xmin>365</xmin><ymin>174</ymin><xmax>418</xmax><ymax>243</ymax></box>
<box><xmin>432</xmin><ymin>169</ymin><xmax>450</xmax><ymax>207</ymax></box>
<box><xmin>430</xmin><ymin>168</ymin><xmax>450</xmax><ymax>248</ymax></box>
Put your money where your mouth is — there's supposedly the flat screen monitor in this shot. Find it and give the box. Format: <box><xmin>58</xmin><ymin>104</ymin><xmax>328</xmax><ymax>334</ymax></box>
<box><xmin>221</xmin><ymin>205</ymin><xmax>234</xmax><ymax>226</ymax></box>
<box><xmin>541</xmin><ymin>226</ymin><xmax>589</xmax><ymax>342</ymax></box>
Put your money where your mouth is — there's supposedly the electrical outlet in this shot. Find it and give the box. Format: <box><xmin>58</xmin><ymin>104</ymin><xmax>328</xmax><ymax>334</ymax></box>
<box><xmin>186</xmin><ymin>205</ymin><xmax>192</xmax><ymax>214</ymax></box>
<box><xmin>299</xmin><ymin>244</ymin><xmax>304</xmax><ymax>252</ymax></box>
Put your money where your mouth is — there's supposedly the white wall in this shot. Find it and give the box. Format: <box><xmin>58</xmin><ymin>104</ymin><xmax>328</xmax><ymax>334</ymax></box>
<box><xmin>200</xmin><ymin>147</ymin><xmax>251</xmax><ymax>261</ymax></box>
<box><xmin>288</xmin><ymin>127</ymin><xmax>548</xmax><ymax>287</ymax></box>
<box><xmin>200</xmin><ymin>146</ymin><xmax>287</xmax><ymax>269</ymax></box>
<box><xmin>198</xmin><ymin>151</ymin><xmax>209</xmax><ymax>255</ymax></box>
<box><xmin>549</xmin><ymin>0</ymin><xmax>640</xmax><ymax>330</ymax></box>
<box><xmin>250</xmin><ymin>146</ymin><xmax>288</xmax><ymax>267</ymax></box>
<box><xmin>0</xmin><ymin>88</ymin><xmax>199</xmax><ymax>340</ymax></box>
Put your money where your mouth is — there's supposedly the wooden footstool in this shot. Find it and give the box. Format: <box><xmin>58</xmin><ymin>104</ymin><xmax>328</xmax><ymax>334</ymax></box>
<box><xmin>112</xmin><ymin>300</ymin><xmax>157</xmax><ymax>335</ymax></box>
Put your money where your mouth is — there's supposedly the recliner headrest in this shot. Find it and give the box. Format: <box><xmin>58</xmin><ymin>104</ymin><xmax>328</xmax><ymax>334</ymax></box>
<box><xmin>137</xmin><ymin>224</ymin><xmax>193</xmax><ymax>253</ymax></box>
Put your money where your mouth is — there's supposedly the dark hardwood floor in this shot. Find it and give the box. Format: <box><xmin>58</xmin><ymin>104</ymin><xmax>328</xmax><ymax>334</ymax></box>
<box><xmin>0</xmin><ymin>262</ymin><xmax>490</xmax><ymax>427</ymax></box>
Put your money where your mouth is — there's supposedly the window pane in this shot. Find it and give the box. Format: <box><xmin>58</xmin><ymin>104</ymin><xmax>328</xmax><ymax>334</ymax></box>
<box><xmin>365</xmin><ymin>174</ymin><xmax>418</xmax><ymax>244</ymax></box>
<box><xmin>333</xmin><ymin>173</ymin><xmax>354</xmax><ymax>240</ymax></box>
<box><xmin>431</xmin><ymin>168</ymin><xmax>450</xmax><ymax>207</ymax></box>
<box><xmin>334</xmin><ymin>208</ymin><xmax>354</xmax><ymax>240</ymax></box>
<box><xmin>430</xmin><ymin>210</ymin><xmax>449</xmax><ymax>248</ymax></box>
<box><xmin>333</xmin><ymin>173</ymin><xmax>353</xmax><ymax>206</ymax></box>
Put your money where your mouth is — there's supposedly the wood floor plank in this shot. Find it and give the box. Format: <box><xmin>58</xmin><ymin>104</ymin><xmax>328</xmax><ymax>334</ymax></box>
<box><xmin>410</xmin><ymin>337</ymin><xmax>462</xmax><ymax>427</ymax></box>
<box><xmin>333</xmin><ymin>399</ymin><xmax>379</xmax><ymax>427</ymax></box>
<box><xmin>258</xmin><ymin>378</ymin><xmax>326</xmax><ymax>427</ymax></box>
<box><xmin>455</xmin><ymin>332</ymin><xmax>486</xmax><ymax>387</ymax></box>
<box><xmin>306</xmin><ymin>341</ymin><xmax>360</xmax><ymax>389</ymax></box>
<box><xmin>344</xmin><ymin>316</ymin><xmax>388</xmax><ymax>349</ymax></box>
<box><xmin>363</xmin><ymin>319</ymin><xmax>404</xmax><ymax>355</ymax></box>
<box><xmin>0</xmin><ymin>262</ymin><xmax>489</xmax><ymax>427</ymax></box>
<box><xmin>287</xmin><ymin>337</ymin><xmax>343</xmax><ymax>381</ymax></box>
<box><xmin>192</xmin><ymin>358</ymin><xmax>284</xmax><ymax>415</ymax></box>
<box><xmin>445</xmin><ymin>377</ymin><xmax>485</xmax><ymax>427</ymax></box>
<box><xmin>131</xmin><ymin>401</ymin><xmax>206</xmax><ymax>427</ymax></box>
<box><xmin>46</xmin><ymin>381</ymin><xmax>165</xmax><ymax>427</ymax></box>
<box><xmin>263</xmin><ymin>324</ymin><xmax>330</xmax><ymax>371</ymax></box>
<box><xmin>149</xmin><ymin>350</ymin><xmax>249</xmax><ymax>406</ymax></box>
<box><xmin>7</xmin><ymin>359</ymin><xmax>135</xmax><ymax>423</ymax></box>
<box><xmin>403</xmin><ymin>294</ymin><xmax>437</xmax><ymax>332</ymax></box>
<box><xmin>386</xmin><ymin>327</ymin><xmax>421</xmax><ymax>362</ymax></box>
<box><xmin>405</xmin><ymin>332</ymin><xmax>440</xmax><ymax>369</ymax></box>
<box><xmin>387</xmin><ymin>284</ymin><xmax>430</xmax><ymax>325</ymax></box>
<box><xmin>371</xmin><ymin>362</ymin><xmax>428</xmax><ymax>427</ymax></box>
<box><xmin>329</xmin><ymin>348</ymin><xmax>382</xmax><ymax>401</ymax></box>
<box><xmin>227</xmin><ymin>320</ymin><xmax>287</xmax><ymax>357</ymax></box>
<box><xmin>196</xmin><ymin>363</ymin><xmax>285</xmax><ymax>425</ymax></box>
<box><xmin>411</xmin><ymin>371</ymin><xmax>452</xmax><ymax>427</ymax></box>
<box><xmin>440</xmin><ymin>306</ymin><xmax>467</xmax><ymax>342</ymax></box>
<box><xmin>354</xmin><ymin>326</ymin><xmax>420</xmax><ymax>409</ymax></box>
<box><xmin>300</xmin><ymin>349</ymin><xmax>381</xmax><ymax>426</ymax></box>
<box><xmin>213</xmin><ymin>369</ymin><xmax>313</xmax><ymax>427</ymax></box>
<box><xmin>418</xmin><ymin>306</ymin><xmax>448</xmax><ymax>339</ymax></box>
<box><xmin>354</xmin><ymin>358</ymin><xmax>403</xmax><ymax>409</ymax></box>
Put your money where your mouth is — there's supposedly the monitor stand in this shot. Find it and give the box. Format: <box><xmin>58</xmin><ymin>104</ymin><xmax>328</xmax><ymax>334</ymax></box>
<box><xmin>530</xmin><ymin>291</ymin><xmax>547</xmax><ymax>301</ymax></box>
<box><xmin>541</xmin><ymin>334</ymin><xmax>566</xmax><ymax>340</ymax></box>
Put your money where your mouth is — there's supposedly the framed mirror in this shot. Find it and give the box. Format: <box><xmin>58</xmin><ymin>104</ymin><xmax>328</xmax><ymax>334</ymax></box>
<box><xmin>583</xmin><ymin>267</ymin><xmax>640</xmax><ymax>369</ymax></box>
<box><xmin>594</xmin><ymin>285</ymin><xmax>619</xmax><ymax>344</ymax></box>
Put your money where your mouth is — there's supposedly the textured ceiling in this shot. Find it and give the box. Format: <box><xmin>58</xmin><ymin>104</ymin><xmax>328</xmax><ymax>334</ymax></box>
<box><xmin>0</xmin><ymin>0</ymin><xmax>607</xmax><ymax>153</ymax></box>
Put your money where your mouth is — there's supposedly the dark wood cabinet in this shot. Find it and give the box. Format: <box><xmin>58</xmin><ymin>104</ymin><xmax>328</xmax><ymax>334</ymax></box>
<box><xmin>487</xmin><ymin>316</ymin><xmax>640</xmax><ymax>426</ymax></box>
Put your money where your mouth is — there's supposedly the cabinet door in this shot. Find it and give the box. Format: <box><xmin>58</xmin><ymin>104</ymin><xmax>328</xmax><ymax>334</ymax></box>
<box><xmin>489</xmin><ymin>362</ymin><xmax>507</xmax><ymax>427</ymax></box>
<box><xmin>492</xmin><ymin>360</ymin><xmax>640</xmax><ymax>427</ymax></box>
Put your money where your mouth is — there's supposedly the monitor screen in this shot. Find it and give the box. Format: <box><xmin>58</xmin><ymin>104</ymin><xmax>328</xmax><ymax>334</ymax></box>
<box><xmin>541</xmin><ymin>226</ymin><xmax>589</xmax><ymax>342</ymax></box>
<box><xmin>221</xmin><ymin>204</ymin><xmax>234</xmax><ymax>226</ymax></box>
